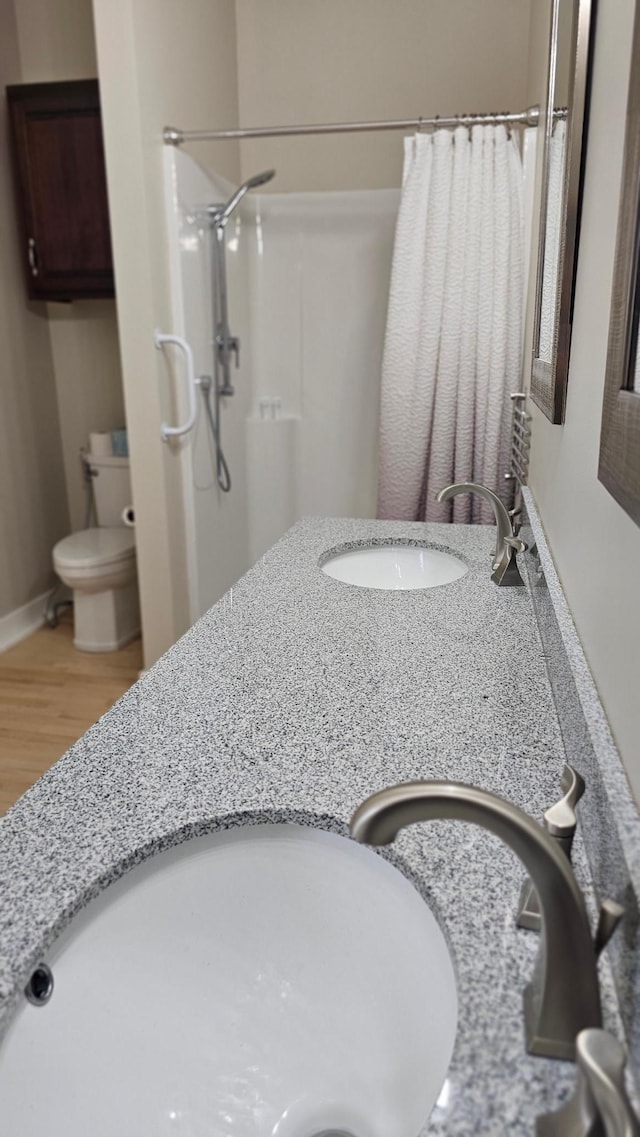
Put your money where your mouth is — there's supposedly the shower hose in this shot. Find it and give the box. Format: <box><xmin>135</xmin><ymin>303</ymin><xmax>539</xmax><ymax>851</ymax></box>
<box><xmin>199</xmin><ymin>375</ymin><xmax>231</xmax><ymax>493</ymax></box>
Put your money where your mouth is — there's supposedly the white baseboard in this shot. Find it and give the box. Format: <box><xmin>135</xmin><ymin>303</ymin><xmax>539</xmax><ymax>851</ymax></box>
<box><xmin>0</xmin><ymin>591</ymin><xmax>49</xmax><ymax>653</ymax></box>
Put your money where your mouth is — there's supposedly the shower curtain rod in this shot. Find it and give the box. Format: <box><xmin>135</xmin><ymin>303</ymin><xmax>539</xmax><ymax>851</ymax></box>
<box><xmin>163</xmin><ymin>104</ymin><xmax>548</xmax><ymax>146</ymax></box>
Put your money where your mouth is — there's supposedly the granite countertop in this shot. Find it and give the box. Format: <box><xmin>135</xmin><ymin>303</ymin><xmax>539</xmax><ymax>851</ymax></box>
<box><xmin>0</xmin><ymin>517</ymin><xmax>604</xmax><ymax>1133</ymax></box>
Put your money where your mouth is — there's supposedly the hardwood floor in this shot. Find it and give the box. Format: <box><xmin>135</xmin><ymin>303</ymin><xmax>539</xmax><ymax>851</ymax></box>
<box><xmin>0</xmin><ymin>613</ymin><xmax>142</xmax><ymax>815</ymax></box>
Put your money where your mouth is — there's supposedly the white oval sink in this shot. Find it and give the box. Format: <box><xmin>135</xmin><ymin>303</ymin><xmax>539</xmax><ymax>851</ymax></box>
<box><xmin>0</xmin><ymin>824</ymin><xmax>457</xmax><ymax>1137</ymax></box>
<box><xmin>321</xmin><ymin>544</ymin><xmax>467</xmax><ymax>590</ymax></box>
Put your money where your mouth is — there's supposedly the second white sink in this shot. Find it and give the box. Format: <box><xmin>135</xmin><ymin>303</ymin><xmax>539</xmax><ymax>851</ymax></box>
<box><xmin>321</xmin><ymin>543</ymin><xmax>467</xmax><ymax>590</ymax></box>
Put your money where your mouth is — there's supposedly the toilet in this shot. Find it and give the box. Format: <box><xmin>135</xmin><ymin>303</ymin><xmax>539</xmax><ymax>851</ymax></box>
<box><xmin>53</xmin><ymin>454</ymin><xmax>139</xmax><ymax>652</ymax></box>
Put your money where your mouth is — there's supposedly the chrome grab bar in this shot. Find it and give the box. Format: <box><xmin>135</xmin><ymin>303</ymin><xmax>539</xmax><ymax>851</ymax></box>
<box><xmin>154</xmin><ymin>329</ymin><xmax>198</xmax><ymax>441</ymax></box>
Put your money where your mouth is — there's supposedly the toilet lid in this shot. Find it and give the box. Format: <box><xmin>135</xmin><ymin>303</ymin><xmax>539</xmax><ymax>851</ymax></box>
<box><xmin>53</xmin><ymin>528</ymin><xmax>136</xmax><ymax>571</ymax></box>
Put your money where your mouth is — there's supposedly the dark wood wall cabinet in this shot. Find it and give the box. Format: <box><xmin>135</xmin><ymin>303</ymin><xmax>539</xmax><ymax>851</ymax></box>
<box><xmin>6</xmin><ymin>79</ymin><xmax>115</xmax><ymax>301</ymax></box>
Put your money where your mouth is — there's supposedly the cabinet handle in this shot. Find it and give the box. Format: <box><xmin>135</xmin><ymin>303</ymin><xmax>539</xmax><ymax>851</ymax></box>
<box><xmin>27</xmin><ymin>237</ymin><xmax>39</xmax><ymax>277</ymax></box>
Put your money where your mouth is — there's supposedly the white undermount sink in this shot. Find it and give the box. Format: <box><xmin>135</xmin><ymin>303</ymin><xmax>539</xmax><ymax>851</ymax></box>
<box><xmin>321</xmin><ymin>544</ymin><xmax>467</xmax><ymax>590</ymax></box>
<box><xmin>0</xmin><ymin>824</ymin><xmax>457</xmax><ymax>1137</ymax></box>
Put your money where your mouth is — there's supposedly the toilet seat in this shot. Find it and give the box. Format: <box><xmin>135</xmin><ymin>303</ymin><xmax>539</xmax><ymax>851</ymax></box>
<box><xmin>53</xmin><ymin>528</ymin><xmax>136</xmax><ymax>572</ymax></box>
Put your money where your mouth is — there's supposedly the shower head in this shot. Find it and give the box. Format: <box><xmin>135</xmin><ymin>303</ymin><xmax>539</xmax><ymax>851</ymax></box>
<box><xmin>210</xmin><ymin>169</ymin><xmax>276</xmax><ymax>227</ymax></box>
<box><xmin>244</xmin><ymin>168</ymin><xmax>276</xmax><ymax>191</ymax></box>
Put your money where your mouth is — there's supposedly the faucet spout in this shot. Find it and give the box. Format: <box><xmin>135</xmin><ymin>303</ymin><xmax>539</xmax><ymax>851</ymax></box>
<box><xmin>350</xmin><ymin>781</ymin><xmax>602</xmax><ymax>1060</ymax></box>
<box><xmin>436</xmin><ymin>482</ymin><xmax>526</xmax><ymax>586</ymax></box>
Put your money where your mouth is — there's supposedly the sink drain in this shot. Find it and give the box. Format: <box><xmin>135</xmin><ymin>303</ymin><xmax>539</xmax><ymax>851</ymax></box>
<box><xmin>24</xmin><ymin>963</ymin><xmax>54</xmax><ymax>1007</ymax></box>
<box><xmin>310</xmin><ymin>1131</ymin><xmax>356</xmax><ymax>1136</ymax></box>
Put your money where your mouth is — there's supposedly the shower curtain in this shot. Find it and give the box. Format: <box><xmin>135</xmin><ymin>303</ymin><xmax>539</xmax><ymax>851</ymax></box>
<box><xmin>377</xmin><ymin>124</ymin><xmax>524</xmax><ymax>524</ymax></box>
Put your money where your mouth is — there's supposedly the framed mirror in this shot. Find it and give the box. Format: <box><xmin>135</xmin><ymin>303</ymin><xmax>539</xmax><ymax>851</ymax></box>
<box><xmin>530</xmin><ymin>0</ymin><xmax>595</xmax><ymax>424</ymax></box>
<box><xmin>598</xmin><ymin>0</ymin><xmax>640</xmax><ymax>525</ymax></box>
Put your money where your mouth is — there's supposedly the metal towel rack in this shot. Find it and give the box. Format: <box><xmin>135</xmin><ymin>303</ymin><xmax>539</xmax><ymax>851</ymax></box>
<box><xmin>506</xmin><ymin>392</ymin><xmax>532</xmax><ymax>486</ymax></box>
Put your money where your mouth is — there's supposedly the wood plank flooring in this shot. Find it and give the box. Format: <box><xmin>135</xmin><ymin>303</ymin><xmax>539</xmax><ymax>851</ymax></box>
<box><xmin>0</xmin><ymin>613</ymin><xmax>142</xmax><ymax>815</ymax></box>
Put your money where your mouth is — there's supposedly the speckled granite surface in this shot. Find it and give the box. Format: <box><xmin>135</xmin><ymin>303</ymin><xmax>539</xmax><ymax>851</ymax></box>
<box><xmin>0</xmin><ymin>513</ymin><xmax>633</xmax><ymax>1133</ymax></box>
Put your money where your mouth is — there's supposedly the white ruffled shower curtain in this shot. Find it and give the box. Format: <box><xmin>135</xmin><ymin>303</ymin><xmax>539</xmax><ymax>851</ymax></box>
<box><xmin>377</xmin><ymin>124</ymin><xmax>524</xmax><ymax>524</ymax></box>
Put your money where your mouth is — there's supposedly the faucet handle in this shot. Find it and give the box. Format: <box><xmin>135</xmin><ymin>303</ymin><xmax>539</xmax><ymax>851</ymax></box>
<box><xmin>517</xmin><ymin>765</ymin><xmax>585</xmax><ymax>931</ymax></box>
<box><xmin>561</xmin><ymin>763</ymin><xmax>585</xmax><ymax>802</ymax></box>
<box><xmin>229</xmin><ymin>335</ymin><xmax>240</xmax><ymax>368</ymax></box>
<box><xmin>594</xmin><ymin>900</ymin><xmax>625</xmax><ymax>957</ymax></box>
<box><xmin>545</xmin><ymin>764</ymin><xmax>586</xmax><ymax>841</ymax></box>
<box><xmin>491</xmin><ymin>535</ymin><xmax>527</xmax><ymax>585</ymax></box>
<box><xmin>577</xmin><ymin>1030</ymin><xmax>639</xmax><ymax>1136</ymax></box>
<box><xmin>537</xmin><ymin>1029</ymin><xmax>639</xmax><ymax>1137</ymax></box>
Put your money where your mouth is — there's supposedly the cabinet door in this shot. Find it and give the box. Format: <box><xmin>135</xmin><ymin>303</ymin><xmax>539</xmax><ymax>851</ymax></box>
<box><xmin>7</xmin><ymin>80</ymin><xmax>115</xmax><ymax>301</ymax></box>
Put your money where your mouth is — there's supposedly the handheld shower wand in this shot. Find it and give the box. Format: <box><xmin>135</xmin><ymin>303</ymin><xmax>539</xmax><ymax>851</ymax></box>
<box><xmin>208</xmin><ymin>169</ymin><xmax>276</xmax><ymax>393</ymax></box>
<box><xmin>211</xmin><ymin>169</ymin><xmax>276</xmax><ymax>229</ymax></box>
<box><xmin>204</xmin><ymin>169</ymin><xmax>276</xmax><ymax>492</ymax></box>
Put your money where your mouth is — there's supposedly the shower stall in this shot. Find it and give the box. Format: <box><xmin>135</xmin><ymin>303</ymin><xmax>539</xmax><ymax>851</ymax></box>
<box><xmin>162</xmin><ymin>122</ymin><xmax>537</xmax><ymax>626</ymax></box>
<box><xmin>162</xmin><ymin>147</ymin><xmax>400</xmax><ymax>622</ymax></box>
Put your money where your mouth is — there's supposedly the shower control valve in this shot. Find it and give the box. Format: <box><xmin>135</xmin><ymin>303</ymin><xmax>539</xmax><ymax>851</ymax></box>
<box><xmin>215</xmin><ymin>332</ymin><xmax>240</xmax><ymax>367</ymax></box>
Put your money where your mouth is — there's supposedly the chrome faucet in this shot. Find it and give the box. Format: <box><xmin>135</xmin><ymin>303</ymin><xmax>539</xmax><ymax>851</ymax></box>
<box><xmin>350</xmin><ymin>781</ymin><xmax>602</xmax><ymax>1060</ymax></box>
<box><xmin>537</xmin><ymin>1029</ymin><xmax>640</xmax><ymax>1136</ymax></box>
<box><xmin>436</xmin><ymin>482</ymin><xmax>526</xmax><ymax>586</ymax></box>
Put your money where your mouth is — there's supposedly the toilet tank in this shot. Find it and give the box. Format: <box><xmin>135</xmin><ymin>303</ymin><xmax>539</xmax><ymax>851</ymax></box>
<box><xmin>89</xmin><ymin>454</ymin><xmax>132</xmax><ymax>528</ymax></box>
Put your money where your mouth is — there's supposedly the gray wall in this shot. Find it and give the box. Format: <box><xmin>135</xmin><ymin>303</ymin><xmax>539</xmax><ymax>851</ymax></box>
<box><xmin>236</xmin><ymin>0</ymin><xmax>534</xmax><ymax>191</ymax></box>
<box><xmin>0</xmin><ymin>0</ymin><xmax>69</xmax><ymax>619</ymax></box>
<box><xmin>0</xmin><ymin>0</ymin><xmax>128</xmax><ymax>628</ymax></box>
<box><xmin>14</xmin><ymin>0</ymin><xmax>127</xmax><ymax>534</ymax></box>
<box><xmin>528</xmin><ymin>0</ymin><xmax>640</xmax><ymax>804</ymax></box>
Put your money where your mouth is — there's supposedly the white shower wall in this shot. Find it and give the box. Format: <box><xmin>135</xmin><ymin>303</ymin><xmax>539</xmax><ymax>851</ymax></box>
<box><xmin>164</xmin><ymin>150</ymin><xmax>252</xmax><ymax>621</ymax></box>
<box><xmin>245</xmin><ymin>190</ymin><xmax>399</xmax><ymax>556</ymax></box>
<box><xmin>165</xmin><ymin>148</ymin><xmax>398</xmax><ymax>621</ymax></box>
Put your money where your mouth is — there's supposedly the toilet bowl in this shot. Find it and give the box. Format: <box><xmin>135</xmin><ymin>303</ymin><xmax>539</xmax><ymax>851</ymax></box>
<box><xmin>52</xmin><ymin>455</ymin><xmax>140</xmax><ymax>652</ymax></box>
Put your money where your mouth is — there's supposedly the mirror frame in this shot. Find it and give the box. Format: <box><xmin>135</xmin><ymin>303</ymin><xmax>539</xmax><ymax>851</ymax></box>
<box><xmin>598</xmin><ymin>0</ymin><xmax>640</xmax><ymax>526</ymax></box>
<box><xmin>530</xmin><ymin>0</ymin><xmax>595</xmax><ymax>424</ymax></box>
